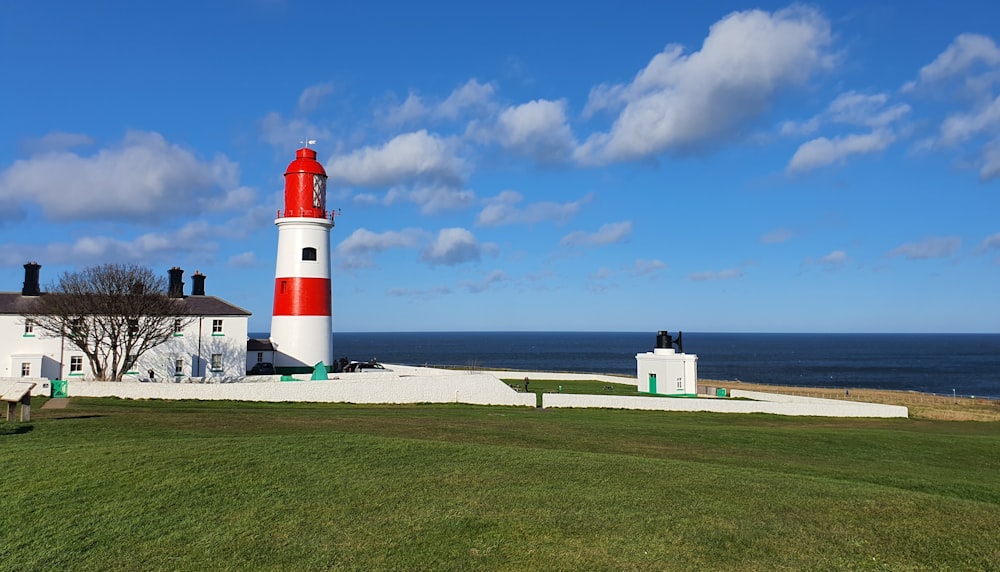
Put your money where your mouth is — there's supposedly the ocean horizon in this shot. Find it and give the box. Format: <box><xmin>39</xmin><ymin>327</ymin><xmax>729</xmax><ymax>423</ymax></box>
<box><xmin>250</xmin><ymin>331</ymin><xmax>1000</xmax><ymax>400</ymax></box>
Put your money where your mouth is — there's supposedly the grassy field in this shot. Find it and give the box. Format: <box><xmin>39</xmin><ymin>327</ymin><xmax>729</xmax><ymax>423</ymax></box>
<box><xmin>3</xmin><ymin>391</ymin><xmax>999</xmax><ymax>571</ymax></box>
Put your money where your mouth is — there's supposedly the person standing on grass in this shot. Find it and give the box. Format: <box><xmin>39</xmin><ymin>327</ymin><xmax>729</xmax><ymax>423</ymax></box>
<box><xmin>524</xmin><ymin>377</ymin><xmax>530</xmax><ymax>392</ymax></box>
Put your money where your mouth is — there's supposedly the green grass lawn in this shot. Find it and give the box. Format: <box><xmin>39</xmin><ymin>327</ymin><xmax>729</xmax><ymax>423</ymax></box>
<box><xmin>3</xmin><ymin>396</ymin><xmax>999</xmax><ymax>571</ymax></box>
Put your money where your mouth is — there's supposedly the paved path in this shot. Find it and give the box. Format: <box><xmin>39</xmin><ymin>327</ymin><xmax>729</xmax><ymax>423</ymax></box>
<box><xmin>41</xmin><ymin>398</ymin><xmax>70</xmax><ymax>409</ymax></box>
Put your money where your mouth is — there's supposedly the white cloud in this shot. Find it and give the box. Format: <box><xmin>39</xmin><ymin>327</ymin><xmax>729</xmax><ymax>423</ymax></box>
<box><xmin>379</xmin><ymin>79</ymin><xmax>497</xmax><ymax>126</ymax></box>
<box><xmin>905</xmin><ymin>34</ymin><xmax>1000</xmax><ymax>91</ymax></box>
<box><xmin>421</xmin><ymin>227</ymin><xmax>483</xmax><ymax>266</ymax></box>
<box><xmin>982</xmin><ymin>142</ymin><xmax>1000</xmax><ymax>181</ymax></box>
<box><xmin>781</xmin><ymin>91</ymin><xmax>910</xmax><ymax>136</ymax></box>
<box><xmin>632</xmin><ymin>259</ymin><xmax>666</xmax><ymax>276</ymax></box>
<box><xmin>576</xmin><ymin>6</ymin><xmax>834</xmax><ymax>164</ymax></box>
<box><xmin>687</xmin><ymin>268</ymin><xmax>744</xmax><ymax>281</ymax></box>
<box><xmin>384</xmin><ymin>185</ymin><xmax>476</xmax><ymax>214</ymax></box>
<box><xmin>334</xmin><ymin>227</ymin><xmax>425</xmax><ymax>269</ymax></box>
<box><xmin>326</xmin><ymin>130</ymin><xmax>464</xmax><ymax>188</ymax></box>
<box><xmin>0</xmin><ymin>220</ymin><xmax>220</xmax><ymax>267</ymax></box>
<box><xmin>461</xmin><ymin>269</ymin><xmax>507</xmax><ymax>293</ymax></box>
<box><xmin>821</xmin><ymin>250</ymin><xmax>848</xmax><ymax>266</ymax></box>
<box><xmin>761</xmin><ymin>228</ymin><xmax>793</xmax><ymax>244</ymax></box>
<box><xmin>228</xmin><ymin>252</ymin><xmax>258</xmax><ymax>267</ymax></box>
<box><xmin>937</xmin><ymin>95</ymin><xmax>1000</xmax><ymax>147</ymax></box>
<box><xmin>476</xmin><ymin>190</ymin><xmax>591</xmax><ymax>227</ymax></box>
<box><xmin>981</xmin><ymin>232</ymin><xmax>1000</xmax><ymax>251</ymax></box>
<box><xmin>560</xmin><ymin>221</ymin><xmax>633</xmax><ymax>247</ymax></box>
<box><xmin>888</xmin><ymin>236</ymin><xmax>961</xmax><ymax>260</ymax></box>
<box><xmin>20</xmin><ymin>131</ymin><xmax>94</xmax><ymax>155</ymax></box>
<box><xmin>0</xmin><ymin>131</ymin><xmax>242</xmax><ymax>221</ymax></box>
<box><xmin>297</xmin><ymin>82</ymin><xmax>335</xmax><ymax>113</ymax></box>
<box><xmin>494</xmin><ymin>99</ymin><xmax>576</xmax><ymax>162</ymax></box>
<box><xmin>787</xmin><ymin>130</ymin><xmax>895</xmax><ymax>173</ymax></box>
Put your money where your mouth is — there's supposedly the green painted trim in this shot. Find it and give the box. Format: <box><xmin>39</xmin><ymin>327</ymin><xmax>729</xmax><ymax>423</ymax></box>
<box><xmin>126</xmin><ymin>371</ymin><xmax>139</xmax><ymax>375</ymax></box>
<box><xmin>173</xmin><ymin>333</ymin><xmax>184</xmax><ymax>337</ymax></box>
<box><xmin>22</xmin><ymin>333</ymin><xmax>35</xmax><ymax>338</ymax></box>
<box><xmin>68</xmin><ymin>372</ymin><xmax>84</xmax><ymax>377</ymax></box>
<box><xmin>211</xmin><ymin>333</ymin><xmax>224</xmax><ymax>337</ymax></box>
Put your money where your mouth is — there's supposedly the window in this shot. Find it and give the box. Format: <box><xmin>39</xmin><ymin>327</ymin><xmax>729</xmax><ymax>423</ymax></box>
<box><xmin>257</xmin><ymin>352</ymin><xmax>264</xmax><ymax>363</ymax></box>
<box><xmin>128</xmin><ymin>318</ymin><xmax>139</xmax><ymax>335</ymax></box>
<box><xmin>173</xmin><ymin>318</ymin><xmax>183</xmax><ymax>336</ymax></box>
<box><xmin>21</xmin><ymin>362</ymin><xmax>31</xmax><ymax>377</ymax></box>
<box><xmin>280</xmin><ymin>280</ymin><xmax>287</xmax><ymax>293</ymax></box>
<box><xmin>212</xmin><ymin>319</ymin><xmax>223</xmax><ymax>335</ymax></box>
<box><xmin>70</xmin><ymin>356</ymin><xmax>83</xmax><ymax>373</ymax></box>
<box><xmin>24</xmin><ymin>319</ymin><xmax>34</xmax><ymax>336</ymax></box>
<box><xmin>677</xmin><ymin>380</ymin><xmax>684</xmax><ymax>390</ymax></box>
<box><xmin>211</xmin><ymin>353</ymin><xmax>223</xmax><ymax>371</ymax></box>
<box><xmin>174</xmin><ymin>359</ymin><xmax>184</xmax><ymax>376</ymax></box>
<box><xmin>302</xmin><ymin>247</ymin><xmax>317</xmax><ymax>261</ymax></box>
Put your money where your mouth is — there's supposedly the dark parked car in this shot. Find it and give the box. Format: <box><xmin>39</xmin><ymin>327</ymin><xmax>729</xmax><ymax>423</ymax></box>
<box><xmin>248</xmin><ymin>362</ymin><xmax>275</xmax><ymax>375</ymax></box>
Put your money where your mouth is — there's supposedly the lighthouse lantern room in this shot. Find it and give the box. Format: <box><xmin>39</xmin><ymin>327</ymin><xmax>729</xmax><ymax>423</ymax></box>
<box><xmin>270</xmin><ymin>146</ymin><xmax>335</xmax><ymax>373</ymax></box>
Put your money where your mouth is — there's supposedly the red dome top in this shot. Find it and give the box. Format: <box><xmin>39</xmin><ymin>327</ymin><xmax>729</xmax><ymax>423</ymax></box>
<box><xmin>282</xmin><ymin>147</ymin><xmax>329</xmax><ymax>218</ymax></box>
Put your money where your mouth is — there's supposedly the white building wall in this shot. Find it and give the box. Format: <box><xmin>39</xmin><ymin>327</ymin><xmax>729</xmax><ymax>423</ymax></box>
<box><xmin>1</xmin><ymin>312</ymin><xmax>249</xmax><ymax>382</ymax></box>
<box><xmin>636</xmin><ymin>348</ymin><xmax>698</xmax><ymax>395</ymax></box>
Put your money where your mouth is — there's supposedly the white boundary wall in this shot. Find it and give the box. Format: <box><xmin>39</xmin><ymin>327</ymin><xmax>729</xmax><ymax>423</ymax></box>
<box><xmin>480</xmin><ymin>371</ymin><xmax>637</xmax><ymax>386</ymax></box>
<box><xmin>542</xmin><ymin>390</ymin><xmax>907</xmax><ymax>418</ymax></box>
<box><xmin>59</xmin><ymin>365</ymin><xmax>536</xmax><ymax>407</ymax></box>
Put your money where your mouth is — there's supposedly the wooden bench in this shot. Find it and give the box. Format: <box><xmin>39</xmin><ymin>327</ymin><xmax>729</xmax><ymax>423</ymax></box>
<box><xmin>2</xmin><ymin>382</ymin><xmax>36</xmax><ymax>422</ymax></box>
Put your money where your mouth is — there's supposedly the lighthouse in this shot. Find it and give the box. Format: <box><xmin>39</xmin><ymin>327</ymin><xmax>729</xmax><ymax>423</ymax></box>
<box><xmin>270</xmin><ymin>146</ymin><xmax>334</xmax><ymax>373</ymax></box>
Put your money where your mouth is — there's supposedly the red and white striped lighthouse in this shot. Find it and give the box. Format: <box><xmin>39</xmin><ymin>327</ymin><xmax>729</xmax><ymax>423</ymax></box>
<box><xmin>270</xmin><ymin>146</ymin><xmax>334</xmax><ymax>372</ymax></box>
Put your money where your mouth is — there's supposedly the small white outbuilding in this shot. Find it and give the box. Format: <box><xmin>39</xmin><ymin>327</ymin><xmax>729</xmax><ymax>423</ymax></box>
<box><xmin>636</xmin><ymin>331</ymin><xmax>698</xmax><ymax>396</ymax></box>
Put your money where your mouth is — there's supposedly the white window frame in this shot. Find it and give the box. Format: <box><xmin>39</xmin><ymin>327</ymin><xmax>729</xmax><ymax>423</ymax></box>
<box><xmin>21</xmin><ymin>362</ymin><xmax>31</xmax><ymax>377</ymax></box>
<box><xmin>212</xmin><ymin>319</ymin><xmax>223</xmax><ymax>336</ymax></box>
<box><xmin>70</xmin><ymin>356</ymin><xmax>83</xmax><ymax>374</ymax></box>
<box><xmin>210</xmin><ymin>353</ymin><xmax>223</xmax><ymax>372</ymax></box>
<box><xmin>23</xmin><ymin>319</ymin><xmax>34</xmax><ymax>336</ymax></box>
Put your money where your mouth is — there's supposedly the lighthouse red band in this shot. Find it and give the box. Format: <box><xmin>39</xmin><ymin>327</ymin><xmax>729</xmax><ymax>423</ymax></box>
<box><xmin>269</xmin><ymin>147</ymin><xmax>334</xmax><ymax>372</ymax></box>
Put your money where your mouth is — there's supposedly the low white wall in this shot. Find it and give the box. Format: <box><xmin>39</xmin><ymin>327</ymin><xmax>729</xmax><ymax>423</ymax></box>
<box><xmin>0</xmin><ymin>378</ymin><xmax>51</xmax><ymax>397</ymax></box>
<box><xmin>480</xmin><ymin>370</ymin><xmax>638</xmax><ymax>387</ymax></box>
<box><xmin>61</xmin><ymin>367</ymin><xmax>537</xmax><ymax>407</ymax></box>
<box><xmin>543</xmin><ymin>391</ymin><xmax>908</xmax><ymax>418</ymax></box>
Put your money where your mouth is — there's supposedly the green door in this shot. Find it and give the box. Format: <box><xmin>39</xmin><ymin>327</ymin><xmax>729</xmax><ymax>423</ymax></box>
<box><xmin>648</xmin><ymin>373</ymin><xmax>657</xmax><ymax>394</ymax></box>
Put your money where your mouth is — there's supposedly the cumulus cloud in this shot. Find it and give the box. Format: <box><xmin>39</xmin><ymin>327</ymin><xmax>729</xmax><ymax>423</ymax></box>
<box><xmin>937</xmin><ymin>95</ymin><xmax>1000</xmax><ymax>147</ymax></box>
<box><xmin>326</xmin><ymin>130</ymin><xmax>464</xmax><ymax>188</ymax></box>
<box><xmin>476</xmin><ymin>190</ymin><xmax>591</xmax><ymax>227</ymax></box>
<box><xmin>888</xmin><ymin>236</ymin><xmax>961</xmax><ymax>260</ymax></box>
<box><xmin>0</xmin><ymin>131</ymin><xmax>243</xmax><ymax>222</ymax></box>
<box><xmin>492</xmin><ymin>99</ymin><xmax>576</xmax><ymax>162</ymax></box>
<box><xmin>576</xmin><ymin>6</ymin><xmax>834</xmax><ymax>164</ymax></box>
<box><xmin>687</xmin><ymin>268</ymin><xmax>744</xmax><ymax>281</ymax></box>
<box><xmin>0</xmin><ymin>220</ymin><xmax>220</xmax><ymax>267</ymax></box>
<box><xmin>560</xmin><ymin>221</ymin><xmax>633</xmax><ymax>247</ymax></box>
<box><xmin>421</xmin><ymin>227</ymin><xmax>484</xmax><ymax>266</ymax></box>
<box><xmin>334</xmin><ymin>227</ymin><xmax>425</xmax><ymax>269</ymax></box>
<box><xmin>297</xmin><ymin>82</ymin><xmax>335</xmax><ymax>113</ymax></box>
<box><xmin>787</xmin><ymin>130</ymin><xmax>895</xmax><ymax>172</ymax></box>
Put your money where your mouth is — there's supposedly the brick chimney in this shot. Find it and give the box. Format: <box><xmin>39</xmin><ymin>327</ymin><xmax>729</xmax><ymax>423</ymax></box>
<box><xmin>168</xmin><ymin>267</ymin><xmax>185</xmax><ymax>298</ymax></box>
<box><xmin>191</xmin><ymin>271</ymin><xmax>206</xmax><ymax>296</ymax></box>
<box><xmin>22</xmin><ymin>262</ymin><xmax>41</xmax><ymax>296</ymax></box>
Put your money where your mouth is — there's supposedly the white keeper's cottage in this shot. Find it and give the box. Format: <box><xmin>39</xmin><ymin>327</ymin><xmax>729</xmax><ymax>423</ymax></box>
<box><xmin>0</xmin><ymin>263</ymin><xmax>251</xmax><ymax>389</ymax></box>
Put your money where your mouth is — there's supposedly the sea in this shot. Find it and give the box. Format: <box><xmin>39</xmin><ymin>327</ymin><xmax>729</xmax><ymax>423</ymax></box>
<box><xmin>252</xmin><ymin>332</ymin><xmax>1000</xmax><ymax>400</ymax></box>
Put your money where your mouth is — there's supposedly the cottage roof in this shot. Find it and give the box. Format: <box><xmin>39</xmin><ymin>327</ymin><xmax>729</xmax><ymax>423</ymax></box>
<box><xmin>0</xmin><ymin>292</ymin><xmax>251</xmax><ymax>317</ymax></box>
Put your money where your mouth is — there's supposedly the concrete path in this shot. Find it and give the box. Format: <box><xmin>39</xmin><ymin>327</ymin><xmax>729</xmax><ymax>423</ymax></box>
<box><xmin>41</xmin><ymin>398</ymin><xmax>70</xmax><ymax>409</ymax></box>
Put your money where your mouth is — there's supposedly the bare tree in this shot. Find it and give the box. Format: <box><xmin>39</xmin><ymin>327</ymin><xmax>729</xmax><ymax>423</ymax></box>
<box><xmin>22</xmin><ymin>264</ymin><xmax>193</xmax><ymax>381</ymax></box>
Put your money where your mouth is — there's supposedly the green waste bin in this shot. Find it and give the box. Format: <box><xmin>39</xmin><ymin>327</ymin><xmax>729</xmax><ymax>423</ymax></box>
<box><xmin>52</xmin><ymin>380</ymin><xmax>68</xmax><ymax>398</ymax></box>
<box><xmin>716</xmin><ymin>387</ymin><xmax>727</xmax><ymax>398</ymax></box>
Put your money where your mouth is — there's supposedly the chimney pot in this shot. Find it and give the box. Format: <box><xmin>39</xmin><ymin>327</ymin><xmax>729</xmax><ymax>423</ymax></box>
<box><xmin>22</xmin><ymin>262</ymin><xmax>41</xmax><ymax>296</ymax></box>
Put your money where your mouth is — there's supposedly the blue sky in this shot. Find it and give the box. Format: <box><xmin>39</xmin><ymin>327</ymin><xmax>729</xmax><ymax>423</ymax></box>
<box><xmin>2</xmin><ymin>1</ymin><xmax>998</xmax><ymax>333</ymax></box>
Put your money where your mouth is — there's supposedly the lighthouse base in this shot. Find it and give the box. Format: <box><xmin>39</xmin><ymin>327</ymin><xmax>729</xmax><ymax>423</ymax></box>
<box><xmin>270</xmin><ymin>315</ymin><xmax>332</xmax><ymax>373</ymax></box>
